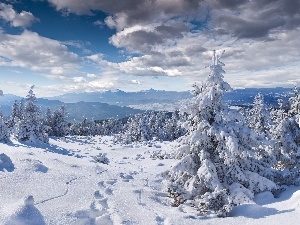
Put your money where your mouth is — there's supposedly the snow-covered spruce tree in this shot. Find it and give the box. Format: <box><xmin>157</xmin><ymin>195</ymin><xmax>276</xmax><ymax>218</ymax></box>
<box><xmin>247</xmin><ymin>93</ymin><xmax>271</xmax><ymax>137</ymax></box>
<box><xmin>164</xmin><ymin>51</ymin><xmax>279</xmax><ymax>217</ymax></box>
<box><xmin>69</xmin><ymin>119</ymin><xmax>80</xmax><ymax>135</ymax></box>
<box><xmin>8</xmin><ymin>100</ymin><xmax>21</xmax><ymax>129</ymax></box>
<box><xmin>51</xmin><ymin>106</ymin><xmax>69</xmax><ymax>137</ymax></box>
<box><xmin>163</xmin><ymin>112</ymin><xmax>187</xmax><ymax>141</ymax></box>
<box><xmin>44</xmin><ymin>108</ymin><xmax>54</xmax><ymax>136</ymax></box>
<box><xmin>89</xmin><ymin>119</ymin><xmax>98</xmax><ymax>136</ymax></box>
<box><xmin>0</xmin><ymin>111</ymin><xmax>10</xmax><ymax>142</ymax></box>
<box><xmin>14</xmin><ymin>86</ymin><xmax>49</xmax><ymax>143</ymax></box>
<box><xmin>288</xmin><ymin>86</ymin><xmax>300</xmax><ymax>118</ymax></box>
<box><xmin>269</xmin><ymin>97</ymin><xmax>300</xmax><ymax>179</ymax></box>
<box><xmin>78</xmin><ymin>117</ymin><xmax>90</xmax><ymax>136</ymax></box>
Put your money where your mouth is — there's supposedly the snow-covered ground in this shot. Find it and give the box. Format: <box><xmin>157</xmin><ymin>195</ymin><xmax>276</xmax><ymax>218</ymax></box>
<box><xmin>0</xmin><ymin>136</ymin><xmax>299</xmax><ymax>225</ymax></box>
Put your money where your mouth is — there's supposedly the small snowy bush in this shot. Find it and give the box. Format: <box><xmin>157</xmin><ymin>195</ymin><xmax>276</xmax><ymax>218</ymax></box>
<box><xmin>150</xmin><ymin>150</ymin><xmax>173</xmax><ymax>160</ymax></box>
<box><xmin>92</xmin><ymin>153</ymin><xmax>110</xmax><ymax>164</ymax></box>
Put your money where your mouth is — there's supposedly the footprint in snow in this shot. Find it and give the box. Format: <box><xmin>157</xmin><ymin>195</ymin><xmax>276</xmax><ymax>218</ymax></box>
<box><xmin>74</xmin><ymin>187</ymin><xmax>114</xmax><ymax>224</ymax></box>
<box><xmin>106</xmin><ymin>179</ymin><xmax>118</xmax><ymax>185</ymax></box>
<box><xmin>98</xmin><ymin>181</ymin><xmax>114</xmax><ymax>195</ymax></box>
<box><xmin>156</xmin><ymin>215</ymin><xmax>165</xmax><ymax>225</ymax></box>
<box><xmin>120</xmin><ymin>173</ymin><xmax>134</xmax><ymax>180</ymax></box>
<box><xmin>105</xmin><ymin>188</ymin><xmax>113</xmax><ymax>195</ymax></box>
<box><xmin>94</xmin><ymin>191</ymin><xmax>104</xmax><ymax>199</ymax></box>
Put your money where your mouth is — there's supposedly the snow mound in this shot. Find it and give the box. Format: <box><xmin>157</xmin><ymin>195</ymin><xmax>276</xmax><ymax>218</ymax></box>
<box><xmin>254</xmin><ymin>191</ymin><xmax>275</xmax><ymax>205</ymax></box>
<box><xmin>21</xmin><ymin>159</ymin><xmax>48</xmax><ymax>173</ymax></box>
<box><xmin>230</xmin><ymin>203</ymin><xmax>278</xmax><ymax>218</ymax></box>
<box><xmin>0</xmin><ymin>153</ymin><xmax>14</xmax><ymax>172</ymax></box>
<box><xmin>2</xmin><ymin>195</ymin><xmax>45</xmax><ymax>225</ymax></box>
<box><xmin>289</xmin><ymin>190</ymin><xmax>300</xmax><ymax>211</ymax></box>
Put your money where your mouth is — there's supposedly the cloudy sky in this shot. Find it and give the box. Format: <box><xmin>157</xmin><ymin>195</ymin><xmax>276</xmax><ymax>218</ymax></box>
<box><xmin>0</xmin><ymin>0</ymin><xmax>299</xmax><ymax>97</ymax></box>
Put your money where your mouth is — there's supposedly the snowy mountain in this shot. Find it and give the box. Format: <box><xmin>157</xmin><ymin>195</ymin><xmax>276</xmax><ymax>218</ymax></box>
<box><xmin>223</xmin><ymin>87</ymin><xmax>291</xmax><ymax>107</ymax></box>
<box><xmin>0</xmin><ymin>88</ymin><xmax>292</xmax><ymax>121</ymax></box>
<box><xmin>49</xmin><ymin>89</ymin><xmax>193</xmax><ymax>105</ymax></box>
<box><xmin>50</xmin><ymin>88</ymin><xmax>291</xmax><ymax>108</ymax></box>
<box><xmin>0</xmin><ymin>97</ymin><xmax>144</xmax><ymax>121</ymax></box>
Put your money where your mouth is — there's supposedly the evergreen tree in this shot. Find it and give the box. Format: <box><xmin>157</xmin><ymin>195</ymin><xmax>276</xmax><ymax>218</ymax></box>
<box><xmin>139</xmin><ymin>115</ymin><xmax>152</xmax><ymax>141</ymax></box>
<box><xmin>164</xmin><ymin>51</ymin><xmax>279</xmax><ymax>217</ymax></box>
<box><xmin>288</xmin><ymin>86</ymin><xmax>300</xmax><ymax>117</ymax></box>
<box><xmin>14</xmin><ymin>86</ymin><xmax>49</xmax><ymax>143</ymax></box>
<box><xmin>89</xmin><ymin>119</ymin><xmax>98</xmax><ymax>136</ymax></box>
<box><xmin>270</xmin><ymin>97</ymin><xmax>300</xmax><ymax>175</ymax></box>
<box><xmin>10</xmin><ymin>100</ymin><xmax>20</xmax><ymax>125</ymax></box>
<box><xmin>0</xmin><ymin>111</ymin><xmax>10</xmax><ymax>143</ymax></box>
<box><xmin>52</xmin><ymin>106</ymin><xmax>68</xmax><ymax>137</ymax></box>
<box><xmin>69</xmin><ymin>119</ymin><xmax>80</xmax><ymax>136</ymax></box>
<box><xmin>44</xmin><ymin>108</ymin><xmax>53</xmax><ymax>136</ymax></box>
<box><xmin>248</xmin><ymin>93</ymin><xmax>271</xmax><ymax>137</ymax></box>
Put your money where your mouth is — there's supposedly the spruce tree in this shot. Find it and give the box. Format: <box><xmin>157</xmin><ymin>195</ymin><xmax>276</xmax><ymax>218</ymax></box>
<box><xmin>248</xmin><ymin>93</ymin><xmax>271</xmax><ymax>137</ymax></box>
<box><xmin>270</xmin><ymin>96</ymin><xmax>300</xmax><ymax>178</ymax></box>
<box><xmin>52</xmin><ymin>106</ymin><xmax>68</xmax><ymax>137</ymax></box>
<box><xmin>0</xmin><ymin>111</ymin><xmax>10</xmax><ymax>143</ymax></box>
<box><xmin>164</xmin><ymin>51</ymin><xmax>279</xmax><ymax>217</ymax></box>
<box><xmin>9</xmin><ymin>100</ymin><xmax>21</xmax><ymax>128</ymax></box>
<box><xmin>14</xmin><ymin>86</ymin><xmax>49</xmax><ymax>143</ymax></box>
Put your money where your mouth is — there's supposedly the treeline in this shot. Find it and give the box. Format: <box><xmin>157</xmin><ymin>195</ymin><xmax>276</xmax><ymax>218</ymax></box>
<box><xmin>0</xmin><ymin>86</ymin><xmax>187</xmax><ymax>144</ymax></box>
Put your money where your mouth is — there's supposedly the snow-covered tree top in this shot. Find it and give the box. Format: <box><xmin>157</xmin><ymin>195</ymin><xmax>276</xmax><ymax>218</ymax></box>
<box><xmin>209</xmin><ymin>50</ymin><xmax>226</xmax><ymax>79</ymax></box>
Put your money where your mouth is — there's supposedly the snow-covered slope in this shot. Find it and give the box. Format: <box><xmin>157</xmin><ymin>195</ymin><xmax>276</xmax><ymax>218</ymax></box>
<box><xmin>0</xmin><ymin>136</ymin><xmax>299</xmax><ymax>224</ymax></box>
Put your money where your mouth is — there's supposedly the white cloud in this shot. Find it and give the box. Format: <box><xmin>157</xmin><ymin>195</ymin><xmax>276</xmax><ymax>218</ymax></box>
<box><xmin>46</xmin><ymin>0</ymin><xmax>300</xmax><ymax>91</ymax></box>
<box><xmin>131</xmin><ymin>80</ymin><xmax>141</xmax><ymax>84</ymax></box>
<box><xmin>0</xmin><ymin>30</ymin><xmax>80</xmax><ymax>79</ymax></box>
<box><xmin>50</xmin><ymin>67</ymin><xmax>65</xmax><ymax>75</ymax></box>
<box><xmin>148</xmin><ymin>66</ymin><xmax>182</xmax><ymax>76</ymax></box>
<box><xmin>73</xmin><ymin>77</ymin><xmax>87</xmax><ymax>83</ymax></box>
<box><xmin>0</xmin><ymin>3</ymin><xmax>38</xmax><ymax>28</ymax></box>
<box><xmin>87</xmin><ymin>73</ymin><xmax>97</xmax><ymax>78</ymax></box>
<box><xmin>93</xmin><ymin>20</ymin><xmax>104</xmax><ymax>28</ymax></box>
<box><xmin>86</xmin><ymin>54</ymin><xmax>106</xmax><ymax>65</ymax></box>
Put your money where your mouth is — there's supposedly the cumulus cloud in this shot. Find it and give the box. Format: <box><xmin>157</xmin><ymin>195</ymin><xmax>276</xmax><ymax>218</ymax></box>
<box><xmin>93</xmin><ymin>20</ymin><xmax>105</xmax><ymax>28</ymax></box>
<box><xmin>0</xmin><ymin>3</ymin><xmax>38</xmax><ymax>28</ymax></box>
<box><xmin>87</xmin><ymin>73</ymin><xmax>97</xmax><ymax>78</ymax></box>
<box><xmin>131</xmin><ymin>79</ymin><xmax>141</xmax><ymax>85</ymax></box>
<box><xmin>109</xmin><ymin>22</ymin><xmax>190</xmax><ymax>53</ymax></box>
<box><xmin>73</xmin><ymin>77</ymin><xmax>87</xmax><ymax>83</ymax></box>
<box><xmin>46</xmin><ymin>0</ymin><xmax>300</xmax><ymax>90</ymax></box>
<box><xmin>0</xmin><ymin>30</ymin><xmax>80</xmax><ymax>78</ymax></box>
<box><xmin>211</xmin><ymin>0</ymin><xmax>300</xmax><ymax>40</ymax></box>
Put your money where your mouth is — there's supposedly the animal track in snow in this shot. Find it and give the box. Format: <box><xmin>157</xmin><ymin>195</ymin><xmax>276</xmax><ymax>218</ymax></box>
<box><xmin>90</xmin><ymin>180</ymin><xmax>115</xmax><ymax>224</ymax></box>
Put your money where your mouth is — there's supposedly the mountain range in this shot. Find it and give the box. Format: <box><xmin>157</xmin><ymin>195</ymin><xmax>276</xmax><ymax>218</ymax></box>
<box><xmin>0</xmin><ymin>87</ymin><xmax>293</xmax><ymax>121</ymax></box>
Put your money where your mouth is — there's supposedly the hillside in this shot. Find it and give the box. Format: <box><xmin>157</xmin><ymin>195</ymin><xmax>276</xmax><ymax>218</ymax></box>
<box><xmin>0</xmin><ymin>136</ymin><xmax>299</xmax><ymax>224</ymax></box>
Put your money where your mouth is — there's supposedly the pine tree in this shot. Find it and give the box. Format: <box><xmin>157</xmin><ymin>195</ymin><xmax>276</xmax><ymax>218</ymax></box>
<box><xmin>288</xmin><ymin>86</ymin><xmax>300</xmax><ymax>117</ymax></box>
<box><xmin>164</xmin><ymin>51</ymin><xmax>279</xmax><ymax>217</ymax></box>
<box><xmin>69</xmin><ymin>119</ymin><xmax>80</xmax><ymax>136</ymax></box>
<box><xmin>44</xmin><ymin>108</ymin><xmax>53</xmax><ymax>136</ymax></box>
<box><xmin>153</xmin><ymin>111</ymin><xmax>167</xmax><ymax>141</ymax></box>
<box><xmin>0</xmin><ymin>111</ymin><xmax>10</xmax><ymax>143</ymax></box>
<box><xmin>78</xmin><ymin>117</ymin><xmax>90</xmax><ymax>136</ymax></box>
<box><xmin>14</xmin><ymin>86</ymin><xmax>49</xmax><ymax>143</ymax></box>
<box><xmin>52</xmin><ymin>106</ymin><xmax>68</xmax><ymax>137</ymax></box>
<box><xmin>270</xmin><ymin>97</ymin><xmax>300</xmax><ymax>177</ymax></box>
<box><xmin>248</xmin><ymin>93</ymin><xmax>271</xmax><ymax>137</ymax></box>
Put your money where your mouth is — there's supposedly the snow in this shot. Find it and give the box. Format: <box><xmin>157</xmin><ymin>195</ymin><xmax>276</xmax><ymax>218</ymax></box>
<box><xmin>0</xmin><ymin>136</ymin><xmax>299</xmax><ymax>224</ymax></box>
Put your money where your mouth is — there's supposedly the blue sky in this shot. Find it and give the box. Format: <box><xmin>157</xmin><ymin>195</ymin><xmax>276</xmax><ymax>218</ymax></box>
<box><xmin>0</xmin><ymin>0</ymin><xmax>300</xmax><ymax>97</ymax></box>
